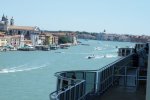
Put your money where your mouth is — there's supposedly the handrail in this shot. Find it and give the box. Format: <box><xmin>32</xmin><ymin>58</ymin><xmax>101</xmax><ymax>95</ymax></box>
<box><xmin>50</xmin><ymin>79</ymin><xmax>86</xmax><ymax>99</ymax></box>
<box><xmin>54</xmin><ymin>53</ymin><xmax>134</xmax><ymax>77</ymax></box>
<box><xmin>50</xmin><ymin>43</ymin><xmax>148</xmax><ymax>100</ymax></box>
<box><xmin>50</xmin><ymin>53</ymin><xmax>135</xmax><ymax>100</ymax></box>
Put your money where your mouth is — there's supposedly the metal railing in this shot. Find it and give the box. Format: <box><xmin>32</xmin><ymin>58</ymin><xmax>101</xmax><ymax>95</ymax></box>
<box><xmin>50</xmin><ymin>53</ymin><xmax>135</xmax><ymax>100</ymax></box>
<box><xmin>50</xmin><ymin>43</ymin><xmax>148</xmax><ymax>100</ymax></box>
<box><xmin>50</xmin><ymin>70</ymin><xmax>98</xmax><ymax>100</ymax></box>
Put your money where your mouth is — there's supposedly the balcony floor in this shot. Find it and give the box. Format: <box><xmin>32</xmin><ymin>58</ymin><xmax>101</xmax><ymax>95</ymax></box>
<box><xmin>92</xmin><ymin>85</ymin><xmax>146</xmax><ymax>100</ymax></box>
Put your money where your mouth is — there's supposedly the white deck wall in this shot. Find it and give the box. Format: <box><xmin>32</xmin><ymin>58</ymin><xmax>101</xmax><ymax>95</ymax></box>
<box><xmin>146</xmin><ymin>44</ymin><xmax>150</xmax><ymax>100</ymax></box>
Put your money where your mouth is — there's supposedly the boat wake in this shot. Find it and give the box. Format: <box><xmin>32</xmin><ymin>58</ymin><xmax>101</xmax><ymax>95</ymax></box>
<box><xmin>65</xmin><ymin>52</ymin><xmax>94</xmax><ymax>55</ymax></box>
<box><xmin>105</xmin><ymin>54</ymin><xmax>117</xmax><ymax>58</ymax></box>
<box><xmin>86</xmin><ymin>54</ymin><xmax>117</xmax><ymax>59</ymax></box>
<box><xmin>0</xmin><ymin>64</ymin><xmax>48</xmax><ymax>74</ymax></box>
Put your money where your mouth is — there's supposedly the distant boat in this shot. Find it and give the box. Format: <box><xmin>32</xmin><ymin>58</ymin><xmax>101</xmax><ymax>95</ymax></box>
<box><xmin>60</xmin><ymin>44</ymin><xmax>71</xmax><ymax>49</ymax></box>
<box><xmin>42</xmin><ymin>46</ymin><xmax>50</xmax><ymax>51</ymax></box>
<box><xmin>18</xmin><ymin>44</ymin><xmax>35</xmax><ymax>51</ymax></box>
<box><xmin>95</xmin><ymin>47</ymin><xmax>102</xmax><ymax>51</ymax></box>
<box><xmin>87</xmin><ymin>55</ymin><xmax>95</xmax><ymax>59</ymax></box>
<box><xmin>50</xmin><ymin>45</ymin><xmax>59</xmax><ymax>50</ymax></box>
<box><xmin>81</xmin><ymin>44</ymin><xmax>90</xmax><ymax>46</ymax></box>
<box><xmin>55</xmin><ymin>52</ymin><xmax>61</xmax><ymax>53</ymax></box>
<box><xmin>18</xmin><ymin>47</ymin><xmax>35</xmax><ymax>51</ymax></box>
<box><xmin>60</xmin><ymin>46</ymin><xmax>68</xmax><ymax>49</ymax></box>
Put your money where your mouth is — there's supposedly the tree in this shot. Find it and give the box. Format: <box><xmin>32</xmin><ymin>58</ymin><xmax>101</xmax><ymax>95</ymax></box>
<box><xmin>58</xmin><ymin>36</ymin><xmax>71</xmax><ymax>44</ymax></box>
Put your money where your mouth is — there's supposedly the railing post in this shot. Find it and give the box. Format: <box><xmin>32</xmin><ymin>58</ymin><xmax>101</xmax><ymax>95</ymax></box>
<box><xmin>146</xmin><ymin>43</ymin><xmax>150</xmax><ymax>100</ymax></box>
<box><xmin>124</xmin><ymin>66</ymin><xmax>127</xmax><ymax>86</ymax></box>
<box><xmin>112</xmin><ymin>66</ymin><xmax>114</xmax><ymax>85</ymax></box>
<box><xmin>95</xmin><ymin>71</ymin><xmax>99</xmax><ymax>93</ymax></box>
<box><xmin>74</xmin><ymin>85</ymin><xmax>76</xmax><ymax>100</ymax></box>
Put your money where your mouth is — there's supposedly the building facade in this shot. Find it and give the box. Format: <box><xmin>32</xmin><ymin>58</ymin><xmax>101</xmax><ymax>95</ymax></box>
<box><xmin>6</xmin><ymin>35</ymin><xmax>21</xmax><ymax>48</ymax></box>
<box><xmin>0</xmin><ymin>14</ymin><xmax>41</xmax><ymax>46</ymax></box>
<box><xmin>0</xmin><ymin>37</ymin><xmax>7</xmax><ymax>47</ymax></box>
<box><xmin>39</xmin><ymin>32</ymin><xmax>59</xmax><ymax>45</ymax></box>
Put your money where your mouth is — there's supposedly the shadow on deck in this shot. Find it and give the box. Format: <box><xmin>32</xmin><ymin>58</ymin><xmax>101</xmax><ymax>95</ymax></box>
<box><xmin>88</xmin><ymin>85</ymin><xmax>146</xmax><ymax>100</ymax></box>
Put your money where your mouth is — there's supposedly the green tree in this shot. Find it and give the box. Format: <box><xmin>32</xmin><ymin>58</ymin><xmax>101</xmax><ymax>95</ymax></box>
<box><xmin>58</xmin><ymin>36</ymin><xmax>71</xmax><ymax>44</ymax></box>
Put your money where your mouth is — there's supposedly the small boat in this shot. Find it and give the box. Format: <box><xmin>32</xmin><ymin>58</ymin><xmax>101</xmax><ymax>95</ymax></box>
<box><xmin>81</xmin><ymin>44</ymin><xmax>90</xmax><ymax>46</ymax></box>
<box><xmin>87</xmin><ymin>55</ymin><xmax>95</xmax><ymax>59</ymax></box>
<box><xmin>55</xmin><ymin>52</ymin><xmax>61</xmax><ymax>53</ymax></box>
<box><xmin>50</xmin><ymin>45</ymin><xmax>59</xmax><ymax>50</ymax></box>
<box><xmin>55</xmin><ymin>51</ymin><xmax>64</xmax><ymax>53</ymax></box>
<box><xmin>18</xmin><ymin>47</ymin><xmax>35</xmax><ymax>51</ymax></box>
<box><xmin>95</xmin><ymin>47</ymin><xmax>102</xmax><ymax>50</ymax></box>
<box><xmin>60</xmin><ymin>46</ymin><xmax>68</xmax><ymax>49</ymax></box>
<box><xmin>18</xmin><ymin>44</ymin><xmax>35</xmax><ymax>51</ymax></box>
<box><xmin>42</xmin><ymin>46</ymin><xmax>50</xmax><ymax>51</ymax></box>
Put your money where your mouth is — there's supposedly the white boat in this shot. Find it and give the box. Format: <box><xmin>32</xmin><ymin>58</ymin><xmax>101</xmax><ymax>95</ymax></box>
<box><xmin>95</xmin><ymin>47</ymin><xmax>102</xmax><ymax>51</ymax></box>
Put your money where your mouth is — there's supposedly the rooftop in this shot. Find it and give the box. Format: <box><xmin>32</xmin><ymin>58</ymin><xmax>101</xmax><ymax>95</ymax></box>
<box><xmin>8</xmin><ymin>25</ymin><xmax>36</xmax><ymax>31</ymax></box>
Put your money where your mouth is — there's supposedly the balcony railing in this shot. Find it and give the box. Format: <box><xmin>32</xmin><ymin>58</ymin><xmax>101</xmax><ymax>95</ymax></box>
<box><xmin>50</xmin><ymin>43</ymin><xmax>148</xmax><ymax>100</ymax></box>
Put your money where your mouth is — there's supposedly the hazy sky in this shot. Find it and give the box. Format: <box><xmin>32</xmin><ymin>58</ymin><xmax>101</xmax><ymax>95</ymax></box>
<box><xmin>0</xmin><ymin>0</ymin><xmax>150</xmax><ymax>35</ymax></box>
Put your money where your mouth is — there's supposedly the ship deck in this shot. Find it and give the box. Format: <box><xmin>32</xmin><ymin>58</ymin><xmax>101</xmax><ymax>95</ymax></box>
<box><xmin>90</xmin><ymin>85</ymin><xmax>146</xmax><ymax>100</ymax></box>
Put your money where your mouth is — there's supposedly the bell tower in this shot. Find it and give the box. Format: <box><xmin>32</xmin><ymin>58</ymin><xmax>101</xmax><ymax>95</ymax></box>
<box><xmin>10</xmin><ymin>17</ymin><xmax>14</xmax><ymax>25</ymax></box>
<box><xmin>4</xmin><ymin>16</ymin><xmax>8</xmax><ymax>25</ymax></box>
<box><xmin>1</xmin><ymin>14</ymin><xmax>5</xmax><ymax>21</ymax></box>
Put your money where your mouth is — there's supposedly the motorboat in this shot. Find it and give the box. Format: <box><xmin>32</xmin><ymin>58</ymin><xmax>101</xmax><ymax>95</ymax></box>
<box><xmin>18</xmin><ymin>44</ymin><xmax>35</xmax><ymax>51</ymax></box>
<box><xmin>87</xmin><ymin>55</ymin><xmax>95</xmax><ymax>59</ymax></box>
<box><xmin>95</xmin><ymin>47</ymin><xmax>102</xmax><ymax>50</ymax></box>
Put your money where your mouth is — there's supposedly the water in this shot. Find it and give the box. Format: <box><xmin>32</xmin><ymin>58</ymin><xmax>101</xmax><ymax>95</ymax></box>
<box><xmin>0</xmin><ymin>40</ymin><xmax>135</xmax><ymax>100</ymax></box>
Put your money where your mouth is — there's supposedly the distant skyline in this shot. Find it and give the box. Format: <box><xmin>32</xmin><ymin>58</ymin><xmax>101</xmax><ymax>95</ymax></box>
<box><xmin>0</xmin><ymin>0</ymin><xmax>150</xmax><ymax>35</ymax></box>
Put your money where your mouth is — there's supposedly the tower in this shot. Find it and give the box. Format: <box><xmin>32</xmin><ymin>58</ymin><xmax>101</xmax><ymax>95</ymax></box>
<box><xmin>1</xmin><ymin>14</ymin><xmax>8</xmax><ymax>25</ymax></box>
<box><xmin>0</xmin><ymin>14</ymin><xmax>8</xmax><ymax>31</ymax></box>
<box><xmin>4</xmin><ymin>16</ymin><xmax>8</xmax><ymax>25</ymax></box>
<box><xmin>1</xmin><ymin>14</ymin><xmax>5</xmax><ymax>21</ymax></box>
<box><xmin>10</xmin><ymin>17</ymin><xmax>14</xmax><ymax>25</ymax></box>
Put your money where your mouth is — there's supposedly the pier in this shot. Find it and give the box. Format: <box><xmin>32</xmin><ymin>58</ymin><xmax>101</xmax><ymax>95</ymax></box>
<box><xmin>50</xmin><ymin>43</ymin><xmax>148</xmax><ymax>100</ymax></box>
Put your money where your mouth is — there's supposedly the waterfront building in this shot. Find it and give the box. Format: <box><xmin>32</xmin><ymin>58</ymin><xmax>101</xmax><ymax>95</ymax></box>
<box><xmin>52</xmin><ymin>36</ymin><xmax>59</xmax><ymax>45</ymax></box>
<box><xmin>66</xmin><ymin>32</ymin><xmax>78</xmax><ymax>45</ymax></box>
<box><xmin>72</xmin><ymin>36</ymin><xmax>78</xmax><ymax>45</ymax></box>
<box><xmin>6</xmin><ymin>35</ymin><xmax>21</xmax><ymax>48</ymax></box>
<box><xmin>19</xmin><ymin>34</ymin><xmax>24</xmax><ymax>48</ymax></box>
<box><xmin>39</xmin><ymin>33</ymin><xmax>46</xmax><ymax>45</ymax></box>
<box><xmin>0</xmin><ymin>14</ymin><xmax>41</xmax><ymax>46</ymax></box>
<box><xmin>101</xmin><ymin>33</ymin><xmax>110</xmax><ymax>41</ymax></box>
<box><xmin>0</xmin><ymin>32</ymin><xmax>21</xmax><ymax>49</ymax></box>
<box><xmin>50</xmin><ymin>31</ymin><xmax>77</xmax><ymax>45</ymax></box>
<box><xmin>40</xmin><ymin>31</ymin><xmax>77</xmax><ymax>45</ymax></box>
<box><xmin>39</xmin><ymin>33</ymin><xmax>59</xmax><ymax>45</ymax></box>
<box><xmin>45</xmin><ymin>34</ymin><xmax>54</xmax><ymax>45</ymax></box>
<box><xmin>118</xmin><ymin>35</ymin><xmax>130</xmax><ymax>42</ymax></box>
<box><xmin>7</xmin><ymin>26</ymin><xmax>40</xmax><ymax>46</ymax></box>
<box><xmin>0</xmin><ymin>37</ymin><xmax>7</xmax><ymax>47</ymax></box>
<box><xmin>0</xmin><ymin>32</ymin><xmax>5</xmax><ymax>37</ymax></box>
<box><xmin>96</xmin><ymin>32</ymin><xmax>105</xmax><ymax>40</ymax></box>
<box><xmin>24</xmin><ymin>40</ymin><xmax>32</xmax><ymax>46</ymax></box>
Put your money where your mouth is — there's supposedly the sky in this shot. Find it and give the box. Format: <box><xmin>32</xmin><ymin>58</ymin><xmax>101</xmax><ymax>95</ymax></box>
<box><xmin>0</xmin><ymin>0</ymin><xmax>150</xmax><ymax>35</ymax></box>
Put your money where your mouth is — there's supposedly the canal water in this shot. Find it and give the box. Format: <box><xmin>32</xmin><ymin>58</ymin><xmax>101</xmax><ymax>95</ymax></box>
<box><xmin>0</xmin><ymin>40</ymin><xmax>135</xmax><ymax>100</ymax></box>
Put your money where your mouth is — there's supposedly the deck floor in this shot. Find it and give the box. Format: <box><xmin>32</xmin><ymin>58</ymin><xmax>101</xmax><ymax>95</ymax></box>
<box><xmin>91</xmin><ymin>86</ymin><xmax>146</xmax><ymax>100</ymax></box>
